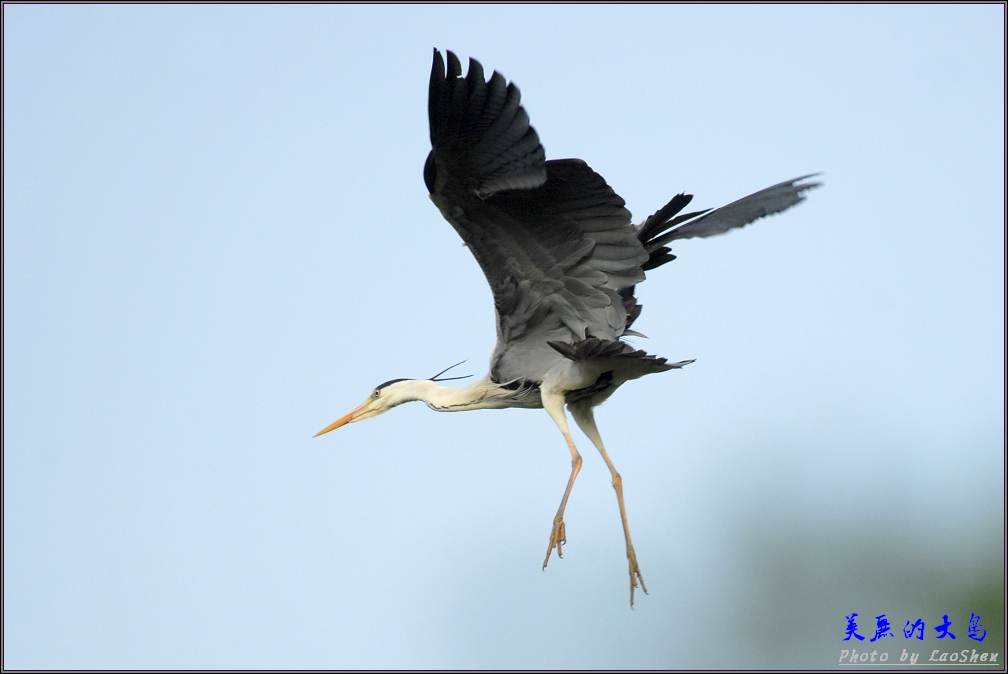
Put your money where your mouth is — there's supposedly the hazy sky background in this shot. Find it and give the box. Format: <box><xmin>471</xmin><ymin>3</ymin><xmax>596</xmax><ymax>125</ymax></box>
<box><xmin>4</xmin><ymin>4</ymin><xmax>1004</xmax><ymax>669</ymax></box>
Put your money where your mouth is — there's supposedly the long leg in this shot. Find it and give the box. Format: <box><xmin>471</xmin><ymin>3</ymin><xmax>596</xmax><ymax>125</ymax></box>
<box><xmin>569</xmin><ymin>402</ymin><xmax>647</xmax><ymax>607</ymax></box>
<box><xmin>541</xmin><ymin>389</ymin><xmax>583</xmax><ymax>570</ymax></box>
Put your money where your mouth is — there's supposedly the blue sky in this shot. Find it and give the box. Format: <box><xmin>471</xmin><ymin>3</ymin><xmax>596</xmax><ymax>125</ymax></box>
<box><xmin>4</xmin><ymin>4</ymin><xmax>1004</xmax><ymax>668</ymax></box>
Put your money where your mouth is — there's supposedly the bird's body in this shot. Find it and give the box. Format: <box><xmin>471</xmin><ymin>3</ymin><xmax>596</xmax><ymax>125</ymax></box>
<box><xmin>317</xmin><ymin>50</ymin><xmax>820</xmax><ymax>606</ymax></box>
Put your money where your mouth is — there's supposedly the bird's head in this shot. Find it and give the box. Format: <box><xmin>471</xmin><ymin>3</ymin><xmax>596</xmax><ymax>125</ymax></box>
<box><xmin>314</xmin><ymin>379</ymin><xmax>417</xmax><ymax>437</ymax></box>
<box><xmin>313</xmin><ymin>361</ymin><xmax>471</xmax><ymax>437</ymax></box>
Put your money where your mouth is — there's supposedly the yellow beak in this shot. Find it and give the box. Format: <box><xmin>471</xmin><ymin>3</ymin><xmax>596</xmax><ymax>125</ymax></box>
<box><xmin>314</xmin><ymin>401</ymin><xmax>368</xmax><ymax>437</ymax></box>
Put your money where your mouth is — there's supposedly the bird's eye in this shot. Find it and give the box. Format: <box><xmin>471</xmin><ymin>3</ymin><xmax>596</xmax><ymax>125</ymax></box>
<box><xmin>372</xmin><ymin>390</ymin><xmax>380</xmax><ymax>399</ymax></box>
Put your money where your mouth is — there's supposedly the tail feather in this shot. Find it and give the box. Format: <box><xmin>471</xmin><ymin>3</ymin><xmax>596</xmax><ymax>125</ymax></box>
<box><xmin>547</xmin><ymin>337</ymin><xmax>692</xmax><ymax>374</ymax></box>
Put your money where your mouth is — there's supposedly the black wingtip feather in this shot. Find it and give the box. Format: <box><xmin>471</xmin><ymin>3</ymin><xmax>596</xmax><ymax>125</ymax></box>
<box><xmin>427</xmin><ymin>50</ymin><xmax>546</xmax><ymax>198</ymax></box>
<box><xmin>638</xmin><ymin>193</ymin><xmax>693</xmax><ymax>242</ymax></box>
<box><xmin>446</xmin><ymin>50</ymin><xmax>462</xmax><ymax>79</ymax></box>
<box><xmin>641</xmin><ymin>249</ymin><xmax>676</xmax><ymax>271</ymax></box>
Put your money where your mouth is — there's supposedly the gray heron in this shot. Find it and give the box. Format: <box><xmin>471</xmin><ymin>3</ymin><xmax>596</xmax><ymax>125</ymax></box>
<box><xmin>316</xmin><ymin>49</ymin><xmax>820</xmax><ymax>606</ymax></box>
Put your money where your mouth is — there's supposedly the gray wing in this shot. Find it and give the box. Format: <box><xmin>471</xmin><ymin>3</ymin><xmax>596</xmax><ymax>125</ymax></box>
<box><xmin>425</xmin><ymin>50</ymin><xmax>648</xmax><ymax>383</ymax></box>
<box><xmin>618</xmin><ymin>174</ymin><xmax>822</xmax><ymax>332</ymax></box>
<box><xmin>637</xmin><ymin>175</ymin><xmax>822</xmax><ymax>270</ymax></box>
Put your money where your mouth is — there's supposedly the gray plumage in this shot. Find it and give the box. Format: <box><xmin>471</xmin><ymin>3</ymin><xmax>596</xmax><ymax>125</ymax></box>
<box><xmin>317</xmin><ymin>49</ymin><xmax>820</xmax><ymax>607</ymax></box>
<box><xmin>425</xmin><ymin>49</ymin><xmax>820</xmax><ymax>397</ymax></box>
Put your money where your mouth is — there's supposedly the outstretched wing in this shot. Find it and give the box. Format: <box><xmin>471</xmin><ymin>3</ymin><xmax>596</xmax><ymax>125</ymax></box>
<box><xmin>619</xmin><ymin>174</ymin><xmax>822</xmax><ymax>331</ymax></box>
<box><xmin>637</xmin><ymin>175</ymin><xmax>822</xmax><ymax>271</ymax></box>
<box><xmin>425</xmin><ymin>50</ymin><xmax>648</xmax><ymax>383</ymax></box>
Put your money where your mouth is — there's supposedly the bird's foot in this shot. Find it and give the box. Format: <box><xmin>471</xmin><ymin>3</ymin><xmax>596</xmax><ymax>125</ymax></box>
<box><xmin>542</xmin><ymin>516</ymin><xmax>566</xmax><ymax>569</ymax></box>
<box><xmin>627</xmin><ymin>544</ymin><xmax>648</xmax><ymax>608</ymax></box>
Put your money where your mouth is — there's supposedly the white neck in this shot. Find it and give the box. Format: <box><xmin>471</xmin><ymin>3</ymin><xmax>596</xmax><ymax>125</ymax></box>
<box><xmin>387</xmin><ymin>376</ymin><xmax>537</xmax><ymax>412</ymax></box>
<box><xmin>397</xmin><ymin>377</ymin><xmax>497</xmax><ymax>412</ymax></box>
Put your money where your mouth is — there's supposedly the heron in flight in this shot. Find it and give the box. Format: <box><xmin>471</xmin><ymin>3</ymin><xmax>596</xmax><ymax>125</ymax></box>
<box><xmin>316</xmin><ymin>50</ymin><xmax>820</xmax><ymax>606</ymax></box>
